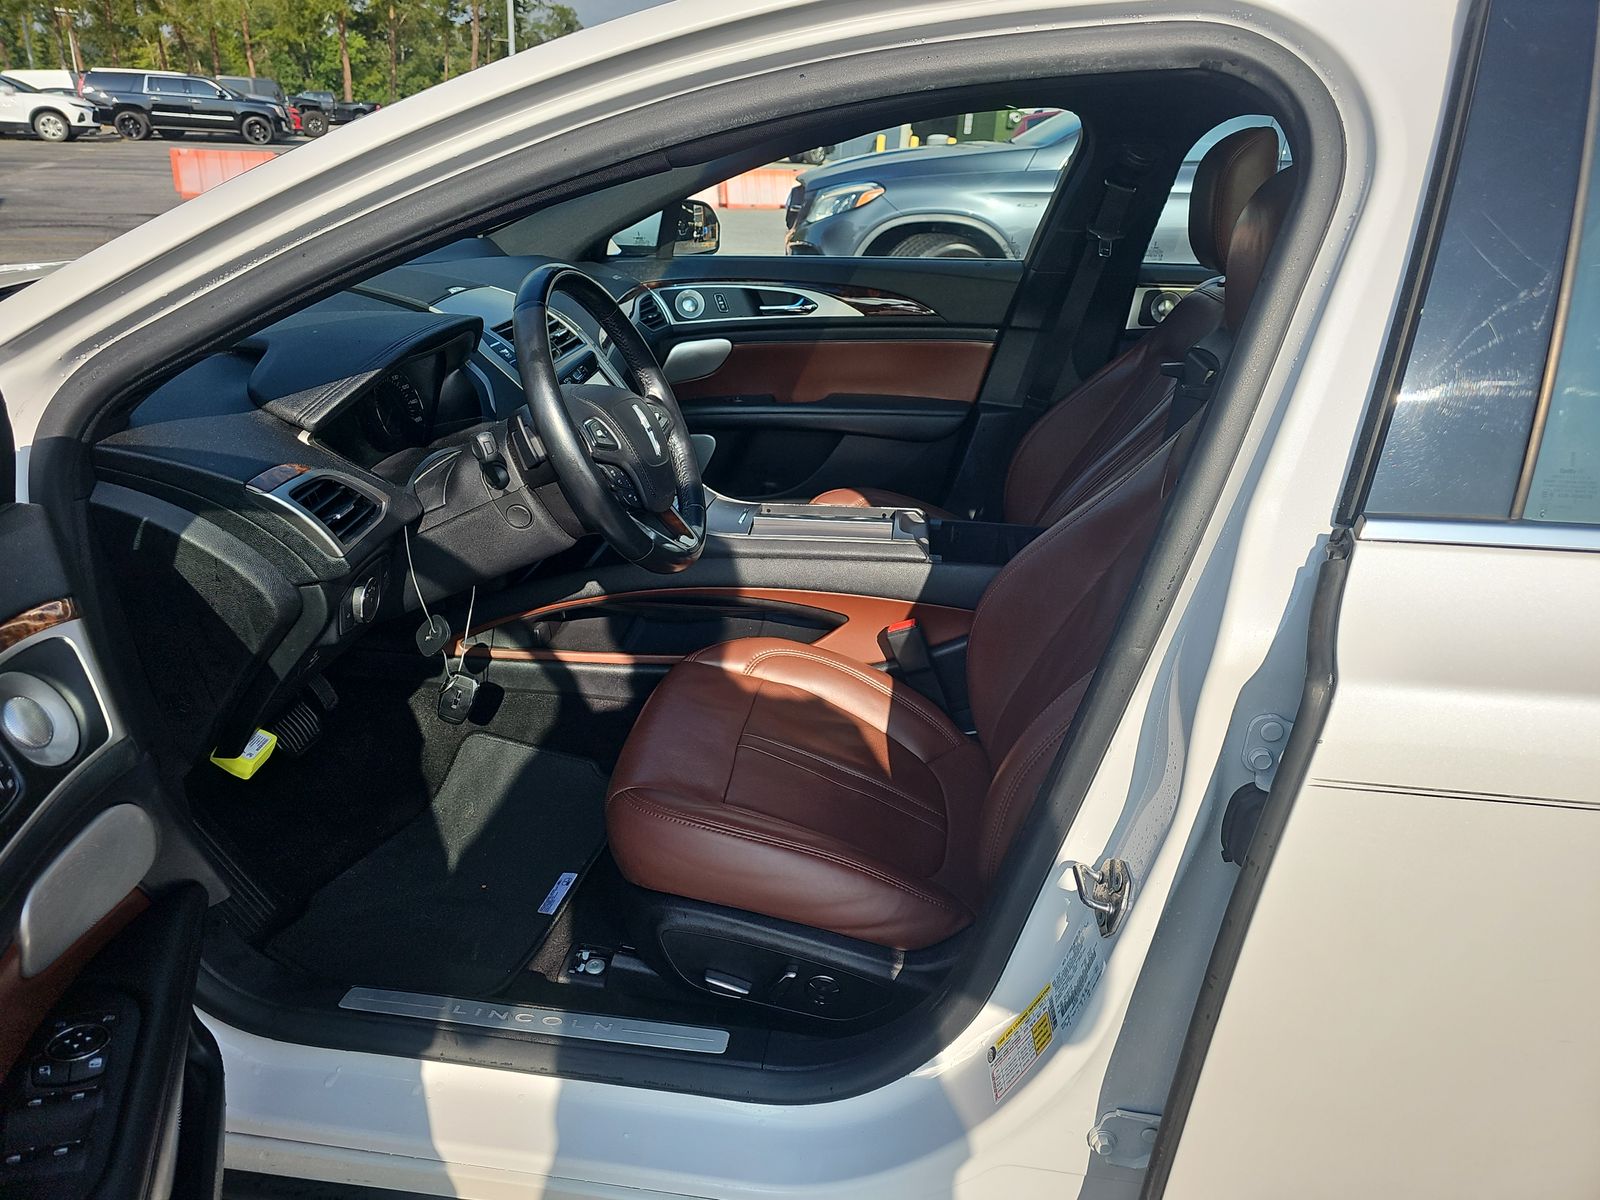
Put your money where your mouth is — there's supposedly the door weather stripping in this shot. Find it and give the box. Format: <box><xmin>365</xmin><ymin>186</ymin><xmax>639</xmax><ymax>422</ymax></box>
<box><xmin>1241</xmin><ymin>713</ymin><xmax>1293</xmax><ymax>790</ymax></box>
<box><xmin>1088</xmin><ymin>1108</ymin><xmax>1163</xmax><ymax>1170</ymax></box>
<box><xmin>1071</xmin><ymin>857</ymin><xmax>1133</xmax><ymax>937</ymax></box>
<box><xmin>339</xmin><ymin>987</ymin><xmax>731</xmax><ymax>1054</ymax></box>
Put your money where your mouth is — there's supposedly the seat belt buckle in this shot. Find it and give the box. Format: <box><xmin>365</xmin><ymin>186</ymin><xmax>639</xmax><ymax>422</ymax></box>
<box><xmin>878</xmin><ymin>619</ymin><xmax>949</xmax><ymax>709</ymax></box>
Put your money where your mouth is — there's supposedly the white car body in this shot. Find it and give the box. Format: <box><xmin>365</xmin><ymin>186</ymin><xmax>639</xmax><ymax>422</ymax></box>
<box><xmin>1</xmin><ymin>1</ymin><xmax>1596</xmax><ymax>1198</ymax></box>
<box><xmin>0</xmin><ymin>76</ymin><xmax>98</xmax><ymax>141</ymax></box>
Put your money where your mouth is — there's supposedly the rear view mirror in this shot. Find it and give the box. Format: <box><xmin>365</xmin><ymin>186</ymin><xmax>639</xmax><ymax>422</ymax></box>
<box><xmin>671</xmin><ymin>199</ymin><xmax>720</xmax><ymax>256</ymax></box>
<box><xmin>0</xmin><ymin>84</ymin><xmax>15</xmax><ymax>97</ymax></box>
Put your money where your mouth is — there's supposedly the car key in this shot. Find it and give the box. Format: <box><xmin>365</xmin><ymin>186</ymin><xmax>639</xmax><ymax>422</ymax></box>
<box><xmin>436</xmin><ymin>673</ymin><xmax>477</xmax><ymax>725</ymax></box>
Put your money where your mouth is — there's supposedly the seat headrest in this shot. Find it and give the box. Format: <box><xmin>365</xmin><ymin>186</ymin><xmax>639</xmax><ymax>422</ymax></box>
<box><xmin>1188</xmin><ymin>126</ymin><xmax>1281</xmax><ymax>272</ymax></box>
<box><xmin>1223</xmin><ymin>164</ymin><xmax>1298</xmax><ymax>331</ymax></box>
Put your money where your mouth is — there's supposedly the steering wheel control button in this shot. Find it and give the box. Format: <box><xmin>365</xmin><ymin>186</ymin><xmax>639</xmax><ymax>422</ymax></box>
<box><xmin>46</xmin><ymin>1024</ymin><xmax>109</xmax><ymax>1062</ymax></box>
<box><xmin>583</xmin><ymin>418</ymin><xmax>619</xmax><ymax>451</ymax></box>
<box><xmin>673</xmin><ymin>289</ymin><xmax>706</xmax><ymax>319</ymax></box>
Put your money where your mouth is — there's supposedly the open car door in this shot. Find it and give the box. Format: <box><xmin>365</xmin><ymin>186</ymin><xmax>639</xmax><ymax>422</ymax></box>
<box><xmin>0</xmin><ymin>392</ymin><xmax>225</xmax><ymax>1198</ymax></box>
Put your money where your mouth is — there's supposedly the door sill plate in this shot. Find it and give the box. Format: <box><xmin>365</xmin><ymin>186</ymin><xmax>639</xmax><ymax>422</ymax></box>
<box><xmin>339</xmin><ymin>986</ymin><xmax>731</xmax><ymax>1054</ymax></box>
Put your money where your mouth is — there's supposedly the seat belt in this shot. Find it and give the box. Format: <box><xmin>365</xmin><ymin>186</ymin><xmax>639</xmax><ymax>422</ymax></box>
<box><xmin>1021</xmin><ymin>150</ymin><xmax>1154</xmax><ymax>413</ymax></box>
<box><xmin>938</xmin><ymin>147</ymin><xmax>1155</xmax><ymax>520</ymax></box>
<box><xmin>1161</xmin><ymin>324</ymin><xmax>1234</xmax><ymax>435</ymax></box>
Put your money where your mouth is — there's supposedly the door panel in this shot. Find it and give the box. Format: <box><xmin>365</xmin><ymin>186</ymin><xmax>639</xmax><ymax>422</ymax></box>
<box><xmin>615</xmin><ymin>255</ymin><xmax>1021</xmax><ymax>500</ymax></box>
<box><xmin>144</xmin><ymin>78</ymin><xmax>193</xmax><ymax>131</ymax></box>
<box><xmin>0</xmin><ymin>393</ymin><xmax>223</xmax><ymax>1197</ymax></box>
<box><xmin>1159</xmin><ymin>538</ymin><xmax>1600</xmax><ymax>1196</ymax></box>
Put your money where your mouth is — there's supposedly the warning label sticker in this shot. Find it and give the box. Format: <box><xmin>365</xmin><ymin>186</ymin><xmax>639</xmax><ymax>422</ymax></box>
<box><xmin>1050</xmin><ymin>925</ymin><xmax>1106</xmax><ymax>1032</ymax></box>
<box><xmin>988</xmin><ymin>926</ymin><xmax>1108</xmax><ymax>1103</ymax></box>
<box><xmin>988</xmin><ymin>985</ymin><xmax>1056</xmax><ymax>1102</ymax></box>
<box><xmin>538</xmin><ymin>871</ymin><xmax>578</xmax><ymax>915</ymax></box>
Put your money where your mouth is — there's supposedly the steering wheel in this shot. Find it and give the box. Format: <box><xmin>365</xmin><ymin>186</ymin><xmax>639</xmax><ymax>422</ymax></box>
<box><xmin>511</xmin><ymin>264</ymin><xmax>706</xmax><ymax>573</ymax></box>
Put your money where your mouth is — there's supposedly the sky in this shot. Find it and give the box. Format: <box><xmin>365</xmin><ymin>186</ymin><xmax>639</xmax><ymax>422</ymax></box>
<box><xmin>569</xmin><ymin>0</ymin><xmax>673</xmax><ymax>27</ymax></box>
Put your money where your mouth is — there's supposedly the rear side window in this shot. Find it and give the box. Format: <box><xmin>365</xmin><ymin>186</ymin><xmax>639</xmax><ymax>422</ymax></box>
<box><xmin>1361</xmin><ymin>0</ymin><xmax>1599</xmax><ymax>524</ymax></box>
<box><xmin>88</xmin><ymin>71</ymin><xmax>139</xmax><ymax>91</ymax></box>
<box><xmin>1523</xmin><ymin>117</ymin><xmax>1600</xmax><ymax>523</ymax></box>
<box><xmin>148</xmin><ymin>77</ymin><xmax>185</xmax><ymax>95</ymax></box>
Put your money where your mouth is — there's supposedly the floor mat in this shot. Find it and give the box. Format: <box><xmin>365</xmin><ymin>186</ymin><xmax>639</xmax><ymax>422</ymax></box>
<box><xmin>268</xmin><ymin>732</ymin><xmax>609</xmax><ymax>995</ymax></box>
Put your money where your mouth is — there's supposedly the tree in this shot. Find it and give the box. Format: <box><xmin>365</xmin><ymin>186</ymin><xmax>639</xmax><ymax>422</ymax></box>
<box><xmin>0</xmin><ymin>0</ymin><xmax>580</xmax><ymax>100</ymax></box>
<box><xmin>522</xmin><ymin>0</ymin><xmax>575</xmax><ymax>48</ymax></box>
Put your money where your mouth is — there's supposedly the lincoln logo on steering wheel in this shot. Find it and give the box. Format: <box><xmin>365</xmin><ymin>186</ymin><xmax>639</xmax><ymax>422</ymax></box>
<box><xmin>630</xmin><ymin>403</ymin><xmax>663</xmax><ymax>457</ymax></box>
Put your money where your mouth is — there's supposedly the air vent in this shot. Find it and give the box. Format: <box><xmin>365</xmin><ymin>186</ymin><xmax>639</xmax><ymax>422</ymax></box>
<box><xmin>636</xmin><ymin>292</ymin><xmax>669</xmax><ymax>332</ymax></box>
<box><xmin>546</xmin><ymin>314</ymin><xmax>582</xmax><ymax>359</ymax></box>
<box><xmin>287</xmin><ymin>475</ymin><xmax>379</xmax><ymax>545</ymax></box>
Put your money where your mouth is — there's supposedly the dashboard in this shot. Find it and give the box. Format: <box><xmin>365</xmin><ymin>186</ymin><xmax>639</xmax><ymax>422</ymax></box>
<box><xmin>88</xmin><ymin>251</ymin><xmax>657</xmax><ymax>763</ymax></box>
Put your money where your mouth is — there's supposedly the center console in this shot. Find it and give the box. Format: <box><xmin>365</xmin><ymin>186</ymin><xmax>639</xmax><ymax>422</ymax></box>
<box><xmin>704</xmin><ymin>491</ymin><xmax>1043</xmax><ymax>569</ymax></box>
<box><xmin>706</xmin><ymin>494</ymin><xmax>930</xmax><ymax>556</ymax></box>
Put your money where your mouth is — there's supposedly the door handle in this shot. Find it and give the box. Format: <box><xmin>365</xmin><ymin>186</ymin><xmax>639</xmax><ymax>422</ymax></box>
<box><xmin>757</xmin><ymin>297</ymin><xmax>817</xmax><ymax>316</ymax></box>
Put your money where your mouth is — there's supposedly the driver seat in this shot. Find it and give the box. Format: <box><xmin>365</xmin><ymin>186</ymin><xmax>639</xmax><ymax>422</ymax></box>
<box><xmin>605</xmin><ymin>165</ymin><xmax>1296</xmax><ymax>952</ymax></box>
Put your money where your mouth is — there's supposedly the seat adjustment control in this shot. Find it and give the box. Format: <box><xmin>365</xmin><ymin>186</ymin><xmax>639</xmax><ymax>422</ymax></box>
<box><xmin>703</xmin><ymin>969</ymin><xmax>752</xmax><ymax>998</ymax></box>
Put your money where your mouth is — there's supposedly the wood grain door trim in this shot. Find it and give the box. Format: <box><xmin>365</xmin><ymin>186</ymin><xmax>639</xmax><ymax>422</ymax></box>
<box><xmin>0</xmin><ymin>598</ymin><xmax>80</xmax><ymax>655</ymax></box>
<box><xmin>463</xmin><ymin>587</ymin><xmax>973</xmax><ymax>667</ymax></box>
<box><xmin>670</xmin><ymin>340</ymin><xmax>994</xmax><ymax>406</ymax></box>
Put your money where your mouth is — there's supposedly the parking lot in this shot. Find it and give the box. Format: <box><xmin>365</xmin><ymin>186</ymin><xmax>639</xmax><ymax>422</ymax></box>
<box><xmin>0</xmin><ymin>134</ymin><xmax>787</xmax><ymax>264</ymax></box>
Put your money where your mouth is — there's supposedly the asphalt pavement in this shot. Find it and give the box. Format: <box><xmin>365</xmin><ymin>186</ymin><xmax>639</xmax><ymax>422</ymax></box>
<box><xmin>0</xmin><ymin>134</ymin><xmax>265</xmax><ymax>263</ymax></box>
<box><xmin>0</xmin><ymin>133</ymin><xmax>785</xmax><ymax>264</ymax></box>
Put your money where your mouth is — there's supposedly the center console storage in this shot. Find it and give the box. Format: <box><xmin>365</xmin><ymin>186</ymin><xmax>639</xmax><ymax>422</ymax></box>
<box><xmin>707</xmin><ymin>495</ymin><xmax>929</xmax><ymax>556</ymax></box>
<box><xmin>926</xmin><ymin>518</ymin><xmax>1046</xmax><ymax>565</ymax></box>
<box><xmin>705</xmin><ymin>492</ymin><xmax>1043</xmax><ymax>569</ymax></box>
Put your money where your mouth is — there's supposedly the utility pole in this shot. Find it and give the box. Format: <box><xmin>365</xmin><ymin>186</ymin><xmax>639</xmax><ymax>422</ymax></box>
<box><xmin>53</xmin><ymin>8</ymin><xmax>83</xmax><ymax>74</ymax></box>
<box><xmin>505</xmin><ymin>0</ymin><xmax>515</xmax><ymax>56</ymax></box>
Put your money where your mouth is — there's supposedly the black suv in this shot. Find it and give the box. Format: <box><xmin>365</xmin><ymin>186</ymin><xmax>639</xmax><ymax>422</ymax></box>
<box><xmin>81</xmin><ymin>68</ymin><xmax>291</xmax><ymax>144</ymax></box>
<box><xmin>288</xmin><ymin>90</ymin><xmax>378</xmax><ymax>138</ymax></box>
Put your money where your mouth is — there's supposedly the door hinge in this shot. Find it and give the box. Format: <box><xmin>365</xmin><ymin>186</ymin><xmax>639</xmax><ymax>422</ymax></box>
<box><xmin>1088</xmin><ymin>1108</ymin><xmax>1162</xmax><ymax>1170</ymax></box>
<box><xmin>1071</xmin><ymin>857</ymin><xmax>1132</xmax><ymax>937</ymax></box>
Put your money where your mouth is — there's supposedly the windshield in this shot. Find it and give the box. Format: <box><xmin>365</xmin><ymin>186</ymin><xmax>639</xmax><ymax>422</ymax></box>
<box><xmin>1011</xmin><ymin>110</ymin><xmax>1082</xmax><ymax>148</ymax></box>
<box><xmin>0</xmin><ymin>74</ymin><xmax>40</xmax><ymax>94</ymax></box>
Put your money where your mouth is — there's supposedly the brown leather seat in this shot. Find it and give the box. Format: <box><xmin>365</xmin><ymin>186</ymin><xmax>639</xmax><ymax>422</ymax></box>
<box><xmin>812</xmin><ymin>125</ymin><xmax>1281</xmax><ymax>524</ymax></box>
<box><xmin>607</xmin><ymin>164</ymin><xmax>1297</xmax><ymax>950</ymax></box>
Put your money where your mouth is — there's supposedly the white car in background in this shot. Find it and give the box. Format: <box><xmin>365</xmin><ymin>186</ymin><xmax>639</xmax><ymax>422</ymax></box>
<box><xmin>0</xmin><ymin>1</ymin><xmax>1596</xmax><ymax>1198</ymax></box>
<box><xmin>0</xmin><ymin>72</ymin><xmax>99</xmax><ymax>142</ymax></box>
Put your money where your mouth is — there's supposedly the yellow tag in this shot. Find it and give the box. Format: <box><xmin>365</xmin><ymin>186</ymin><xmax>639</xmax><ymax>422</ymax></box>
<box><xmin>210</xmin><ymin>729</ymin><xmax>277</xmax><ymax>780</ymax></box>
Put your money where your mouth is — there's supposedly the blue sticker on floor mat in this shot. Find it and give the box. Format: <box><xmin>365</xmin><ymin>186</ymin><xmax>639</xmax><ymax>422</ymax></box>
<box><xmin>538</xmin><ymin>871</ymin><xmax>578</xmax><ymax>915</ymax></box>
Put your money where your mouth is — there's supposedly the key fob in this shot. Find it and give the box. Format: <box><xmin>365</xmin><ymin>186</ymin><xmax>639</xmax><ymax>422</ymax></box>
<box><xmin>436</xmin><ymin>674</ymin><xmax>478</xmax><ymax>725</ymax></box>
<box><xmin>416</xmin><ymin>615</ymin><xmax>451</xmax><ymax>657</ymax></box>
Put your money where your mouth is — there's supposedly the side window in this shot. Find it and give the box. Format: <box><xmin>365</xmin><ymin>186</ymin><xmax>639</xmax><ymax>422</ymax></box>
<box><xmin>183</xmin><ymin>79</ymin><xmax>220</xmax><ymax>98</ymax></box>
<box><xmin>1360</xmin><ymin>2</ymin><xmax>1597</xmax><ymax>525</ymax></box>
<box><xmin>1143</xmin><ymin>116</ymin><xmax>1287</xmax><ymax>267</ymax></box>
<box><xmin>148</xmin><ymin>77</ymin><xmax>183</xmax><ymax>95</ymax></box>
<box><xmin>1522</xmin><ymin>109</ymin><xmax>1600</xmax><ymax>523</ymax></box>
<box><xmin>609</xmin><ymin>107</ymin><xmax>1080</xmax><ymax>261</ymax></box>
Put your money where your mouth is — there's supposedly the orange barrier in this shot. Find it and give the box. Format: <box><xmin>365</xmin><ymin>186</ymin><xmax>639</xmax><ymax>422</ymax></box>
<box><xmin>169</xmin><ymin>146</ymin><xmax>278</xmax><ymax>200</ymax></box>
<box><xmin>714</xmin><ymin>165</ymin><xmax>803</xmax><ymax>209</ymax></box>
